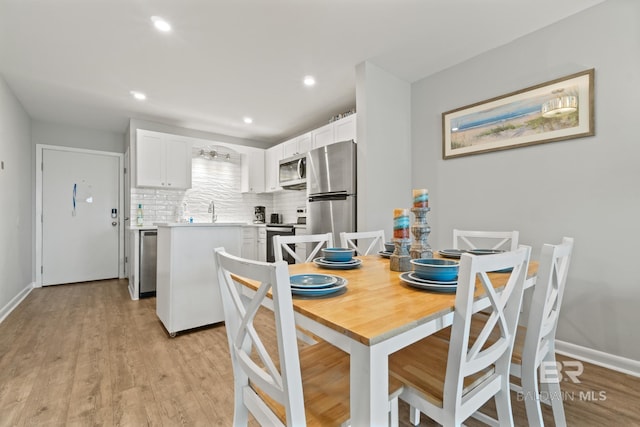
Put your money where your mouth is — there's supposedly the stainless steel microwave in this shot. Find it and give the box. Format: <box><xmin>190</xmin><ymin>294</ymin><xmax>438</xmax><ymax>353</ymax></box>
<box><xmin>278</xmin><ymin>153</ymin><xmax>306</xmax><ymax>190</ymax></box>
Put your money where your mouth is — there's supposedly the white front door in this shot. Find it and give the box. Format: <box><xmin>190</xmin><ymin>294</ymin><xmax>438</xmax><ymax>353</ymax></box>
<box><xmin>42</xmin><ymin>148</ymin><xmax>120</xmax><ymax>285</ymax></box>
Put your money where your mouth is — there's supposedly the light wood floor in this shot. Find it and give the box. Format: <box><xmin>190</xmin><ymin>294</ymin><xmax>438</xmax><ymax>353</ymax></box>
<box><xmin>1</xmin><ymin>279</ymin><xmax>638</xmax><ymax>426</ymax></box>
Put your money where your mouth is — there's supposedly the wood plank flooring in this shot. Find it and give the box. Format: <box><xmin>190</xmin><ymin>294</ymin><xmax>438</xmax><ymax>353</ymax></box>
<box><xmin>0</xmin><ymin>279</ymin><xmax>638</xmax><ymax>426</ymax></box>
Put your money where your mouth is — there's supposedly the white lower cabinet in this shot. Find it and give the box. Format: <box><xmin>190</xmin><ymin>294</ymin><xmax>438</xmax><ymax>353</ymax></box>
<box><xmin>295</xmin><ymin>226</ymin><xmax>309</xmax><ymax>261</ymax></box>
<box><xmin>242</xmin><ymin>226</ymin><xmax>257</xmax><ymax>260</ymax></box>
<box><xmin>156</xmin><ymin>224</ymin><xmax>242</xmax><ymax>336</ymax></box>
<box><xmin>241</xmin><ymin>226</ymin><xmax>266</xmax><ymax>261</ymax></box>
<box><xmin>257</xmin><ymin>227</ymin><xmax>266</xmax><ymax>262</ymax></box>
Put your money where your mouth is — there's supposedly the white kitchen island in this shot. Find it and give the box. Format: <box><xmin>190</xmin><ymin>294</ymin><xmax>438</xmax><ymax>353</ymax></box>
<box><xmin>156</xmin><ymin>223</ymin><xmax>242</xmax><ymax>336</ymax></box>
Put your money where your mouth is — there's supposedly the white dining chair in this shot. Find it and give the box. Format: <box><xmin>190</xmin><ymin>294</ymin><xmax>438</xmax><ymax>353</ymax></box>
<box><xmin>389</xmin><ymin>246</ymin><xmax>531</xmax><ymax>427</ymax></box>
<box><xmin>340</xmin><ymin>230</ymin><xmax>386</xmax><ymax>255</ymax></box>
<box><xmin>452</xmin><ymin>229</ymin><xmax>519</xmax><ymax>251</ymax></box>
<box><xmin>274</xmin><ymin>232</ymin><xmax>333</xmax><ymax>264</ymax></box>
<box><xmin>214</xmin><ymin>248</ymin><xmax>403</xmax><ymax>426</ymax></box>
<box><xmin>468</xmin><ymin>237</ymin><xmax>574</xmax><ymax>427</ymax></box>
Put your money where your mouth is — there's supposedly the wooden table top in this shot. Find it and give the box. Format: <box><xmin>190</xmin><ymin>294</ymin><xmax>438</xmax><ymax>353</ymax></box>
<box><xmin>237</xmin><ymin>254</ymin><xmax>538</xmax><ymax>346</ymax></box>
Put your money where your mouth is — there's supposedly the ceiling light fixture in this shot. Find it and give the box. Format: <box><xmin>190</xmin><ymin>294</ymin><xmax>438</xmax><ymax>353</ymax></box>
<box><xmin>151</xmin><ymin>16</ymin><xmax>172</xmax><ymax>32</ymax></box>
<box><xmin>130</xmin><ymin>91</ymin><xmax>146</xmax><ymax>101</ymax></box>
<box><xmin>243</xmin><ymin>117</ymin><xmax>253</xmax><ymax>124</ymax></box>
<box><xmin>303</xmin><ymin>75</ymin><xmax>316</xmax><ymax>87</ymax></box>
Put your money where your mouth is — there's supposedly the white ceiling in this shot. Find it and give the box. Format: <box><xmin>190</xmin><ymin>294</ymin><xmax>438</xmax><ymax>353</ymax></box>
<box><xmin>0</xmin><ymin>0</ymin><xmax>604</xmax><ymax>145</ymax></box>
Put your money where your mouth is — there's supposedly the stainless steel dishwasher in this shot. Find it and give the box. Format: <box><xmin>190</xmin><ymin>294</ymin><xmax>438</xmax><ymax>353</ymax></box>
<box><xmin>139</xmin><ymin>230</ymin><xmax>157</xmax><ymax>298</ymax></box>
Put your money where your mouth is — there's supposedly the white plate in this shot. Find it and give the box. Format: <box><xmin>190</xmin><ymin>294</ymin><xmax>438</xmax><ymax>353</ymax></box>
<box><xmin>400</xmin><ymin>272</ymin><xmax>457</xmax><ymax>292</ymax></box>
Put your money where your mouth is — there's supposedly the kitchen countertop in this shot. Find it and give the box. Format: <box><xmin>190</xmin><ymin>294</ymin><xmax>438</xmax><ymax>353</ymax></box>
<box><xmin>155</xmin><ymin>222</ymin><xmax>246</xmax><ymax>227</ymax></box>
<box><xmin>129</xmin><ymin>225</ymin><xmax>158</xmax><ymax>231</ymax></box>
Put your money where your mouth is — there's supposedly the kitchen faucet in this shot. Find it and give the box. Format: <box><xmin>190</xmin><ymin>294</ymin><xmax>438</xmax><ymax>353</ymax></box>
<box><xmin>208</xmin><ymin>201</ymin><xmax>217</xmax><ymax>222</ymax></box>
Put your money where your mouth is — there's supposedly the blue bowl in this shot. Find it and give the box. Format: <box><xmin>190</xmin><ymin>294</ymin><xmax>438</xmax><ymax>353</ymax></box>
<box><xmin>322</xmin><ymin>247</ymin><xmax>355</xmax><ymax>262</ymax></box>
<box><xmin>410</xmin><ymin>258</ymin><xmax>459</xmax><ymax>281</ymax></box>
<box><xmin>384</xmin><ymin>242</ymin><xmax>395</xmax><ymax>252</ymax></box>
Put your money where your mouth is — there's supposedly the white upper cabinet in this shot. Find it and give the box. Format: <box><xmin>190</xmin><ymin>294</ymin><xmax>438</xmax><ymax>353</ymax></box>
<box><xmin>311</xmin><ymin>123</ymin><xmax>334</xmax><ymax>149</ymax></box>
<box><xmin>136</xmin><ymin>130</ymin><xmax>192</xmax><ymax>189</ymax></box>
<box><xmin>311</xmin><ymin>114</ymin><xmax>357</xmax><ymax>149</ymax></box>
<box><xmin>265</xmin><ymin>144</ymin><xmax>284</xmax><ymax>193</ymax></box>
<box><xmin>334</xmin><ymin>114</ymin><xmax>356</xmax><ymax>142</ymax></box>
<box><xmin>241</xmin><ymin>148</ymin><xmax>265</xmax><ymax>193</ymax></box>
<box><xmin>282</xmin><ymin>132</ymin><xmax>311</xmax><ymax>158</ymax></box>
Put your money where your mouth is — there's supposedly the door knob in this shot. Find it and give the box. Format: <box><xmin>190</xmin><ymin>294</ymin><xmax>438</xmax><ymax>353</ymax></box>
<box><xmin>112</xmin><ymin>221</ymin><xmax>118</xmax><ymax>226</ymax></box>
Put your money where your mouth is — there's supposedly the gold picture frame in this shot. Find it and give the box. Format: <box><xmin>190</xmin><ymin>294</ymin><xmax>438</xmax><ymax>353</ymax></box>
<box><xmin>442</xmin><ymin>69</ymin><xmax>594</xmax><ymax>159</ymax></box>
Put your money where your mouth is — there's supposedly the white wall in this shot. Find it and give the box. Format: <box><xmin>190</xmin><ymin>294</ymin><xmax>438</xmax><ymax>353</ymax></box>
<box><xmin>356</xmin><ymin>62</ymin><xmax>412</xmax><ymax>238</ymax></box>
<box><xmin>0</xmin><ymin>76</ymin><xmax>33</xmax><ymax>319</ymax></box>
<box><xmin>410</xmin><ymin>0</ymin><xmax>640</xmax><ymax>361</ymax></box>
<box><xmin>32</xmin><ymin>120</ymin><xmax>125</xmax><ymax>153</ymax></box>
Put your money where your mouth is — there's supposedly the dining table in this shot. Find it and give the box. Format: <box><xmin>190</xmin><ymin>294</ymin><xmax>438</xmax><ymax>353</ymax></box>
<box><xmin>235</xmin><ymin>253</ymin><xmax>538</xmax><ymax>426</ymax></box>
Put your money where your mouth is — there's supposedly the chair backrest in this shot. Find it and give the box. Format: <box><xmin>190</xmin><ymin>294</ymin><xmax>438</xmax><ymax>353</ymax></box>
<box><xmin>453</xmin><ymin>229</ymin><xmax>519</xmax><ymax>251</ymax></box>
<box><xmin>522</xmin><ymin>237</ymin><xmax>574</xmax><ymax>369</ymax></box>
<box><xmin>340</xmin><ymin>230</ymin><xmax>386</xmax><ymax>256</ymax></box>
<box><xmin>214</xmin><ymin>247</ymin><xmax>306</xmax><ymax>426</ymax></box>
<box><xmin>444</xmin><ymin>246</ymin><xmax>531</xmax><ymax>417</ymax></box>
<box><xmin>273</xmin><ymin>232</ymin><xmax>333</xmax><ymax>264</ymax></box>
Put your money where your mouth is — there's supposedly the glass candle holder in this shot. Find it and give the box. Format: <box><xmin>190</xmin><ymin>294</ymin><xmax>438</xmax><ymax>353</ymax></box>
<box><xmin>393</xmin><ymin>208</ymin><xmax>410</xmax><ymax>239</ymax></box>
<box><xmin>412</xmin><ymin>188</ymin><xmax>429</xmax><ymax>208</ymax></box>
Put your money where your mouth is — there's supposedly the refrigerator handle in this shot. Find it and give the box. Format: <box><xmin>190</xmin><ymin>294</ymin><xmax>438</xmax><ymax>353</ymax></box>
<box><xmin>309</xmin><ymin>194</ymin><xmax>349</xmax><ymax>202</ymax></box>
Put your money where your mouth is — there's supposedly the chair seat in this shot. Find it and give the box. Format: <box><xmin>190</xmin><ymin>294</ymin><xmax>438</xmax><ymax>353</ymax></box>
<box><xmin>258</xmin><ymin>341</ymin><xmax>403</xmax><ymax>426</ymax></box>
<box><xmin>389</xmin><ymin>335</ymin><xmax>494</xmax><ymax>407</ymax></box>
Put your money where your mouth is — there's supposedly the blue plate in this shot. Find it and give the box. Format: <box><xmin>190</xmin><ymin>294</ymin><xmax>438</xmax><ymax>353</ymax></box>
<box><xmin>291</xmin><ymin>277</ymin><xmax>347</xmax><ymax>297</ymax></box>
<box><xmin>313</xmin><ymin>257</ymin><xmax>362</xmax><ymax>270</ymax></box>
<box><xmin>438</xmin><ymin>249</ymin><xmax>466</xmax><ymax>259</ymax></box>
<box><xmin>468</xmin><ymin>249</ymin><xmax>504</xmax><ymax>255</ymax></box>
<box><xmin>378</xmin><ymin>250</ymin><xmax>393</xmax><ymax>259</ymax></box>
<box><xmin>400</xmin><ymin>272</ymin><xmax>457</xmax><ymax>293</ymax></box>
<box><xmin>407</xmin><ymin>272</ymin><xmax>457</xmax><ymax>285</ymax></box>
<box><xmin>290</xmin><ymin>274</ymin><xmax>338</xmax><ymax>289</ymax></box>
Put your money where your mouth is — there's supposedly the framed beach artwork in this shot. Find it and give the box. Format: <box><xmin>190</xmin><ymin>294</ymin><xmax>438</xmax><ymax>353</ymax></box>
<box><xmin>442</xmin><ymin>69</ymin><xmax>594</xmax><ymax>159</ymax></box>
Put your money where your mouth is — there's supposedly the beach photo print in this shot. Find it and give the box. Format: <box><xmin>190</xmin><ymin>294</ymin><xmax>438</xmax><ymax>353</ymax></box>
<box><xmin>442</xmin><ymin>69</ymin><xmax>594</xmax><ymax>159</ymax></box>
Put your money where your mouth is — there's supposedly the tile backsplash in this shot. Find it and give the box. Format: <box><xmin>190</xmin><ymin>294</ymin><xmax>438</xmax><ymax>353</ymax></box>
<box><xmin>131</xmin><ymin>143</ymin><xmax>307</xmax><ymax>225</ymax></box>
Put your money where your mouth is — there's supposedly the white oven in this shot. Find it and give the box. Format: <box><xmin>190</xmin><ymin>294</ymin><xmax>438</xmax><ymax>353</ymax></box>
<box><xmin>278</xmin><ymin>153</ymin><xmax>306</xmax><ymax>190</ymax></box>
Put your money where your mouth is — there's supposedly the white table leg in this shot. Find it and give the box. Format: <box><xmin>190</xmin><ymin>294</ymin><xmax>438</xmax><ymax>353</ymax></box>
<box><xmin>350</xmin><ymin>341</ymin><xmax>389</xmax><ymax>426</ymax></box>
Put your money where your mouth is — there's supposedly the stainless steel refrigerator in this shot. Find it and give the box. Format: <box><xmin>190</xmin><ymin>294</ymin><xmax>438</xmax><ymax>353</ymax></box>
<box><xmin>307</xmin><ymin>140</ymin><xmax>356</xmax><ymax>238</ymax></box>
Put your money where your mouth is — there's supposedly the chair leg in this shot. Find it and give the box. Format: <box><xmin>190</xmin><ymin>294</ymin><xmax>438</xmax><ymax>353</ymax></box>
<box><xmin>494</xmin><ymin>379</ymin><xmax>515</xmax><ymax>427</ymax></box>
<box><xmin>521</xmin><ymin>360</ymin><xmax>544</xmax><ymax>427</ymax></box>
<box><xmin>408</xmin><ymin>404</ymin><xmax>420</xmax><ymax>426</ymax></box>
<box><xmin>233</xmin><ymin>386</ymin><xmax>250</xmax><ymax>426</ymax></box>
<box><xmin>389</xmin><ymin>396</ymin><xmax>399</xmax><ymax>427</ymax></box>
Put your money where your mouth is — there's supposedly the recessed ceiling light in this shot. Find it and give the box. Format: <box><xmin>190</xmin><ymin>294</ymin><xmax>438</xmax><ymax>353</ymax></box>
<box><xmin>243</xmin><ymin>117</ymin><xmax>253</xmax><ymax>124</ymax></box>
<box><xmin>151</xmin><ymin>16</ymin><xmax>172</xmax><ymax>32</ymax></box>
<box><xmin>303</xmin><ymin>75</ymin><xmax>316</xmax><ymax>87</ymax></box>
<box><xmin>130</xmin><ymin>91</ymin><xmax>146</xmax><ymax>101</ymax></box>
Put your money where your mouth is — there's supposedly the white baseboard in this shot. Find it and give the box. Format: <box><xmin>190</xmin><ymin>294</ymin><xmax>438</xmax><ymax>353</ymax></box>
<box><xmin>0</xmin><ymin>282</ymin><xmax>34</xmax><ymax>324</ymax></box>
<box><xmin>556</xmin><ymin>339</ymin><xmax>640</xmax><ymax>378</ymax></box>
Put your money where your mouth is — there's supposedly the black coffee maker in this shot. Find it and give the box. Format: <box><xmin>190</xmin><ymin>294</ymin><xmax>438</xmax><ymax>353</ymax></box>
<box><xmin>254</xmin><ymin>206</ymin><xmax>266</xmax><ymax>224</ymax></box>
